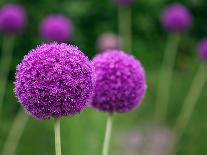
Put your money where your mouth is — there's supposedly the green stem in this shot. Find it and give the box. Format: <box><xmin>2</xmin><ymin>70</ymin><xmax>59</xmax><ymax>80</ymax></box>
<box><xmin>155</xmin><ymin>34</ymin><xmax>180</xmax><ymax>122</ymax></box>
<box><xmin>54</xmin><ymin>119</ymin><xmax>61</xmax><ymax>155</ymax></box>
<box><xmin>102</xmin><ymin>114</ymin><xmax>113</xmax><ymax>155</ymax></box>
<box><xmin>0</xmin><ymin>36</ymin><xmax>15</xmax><ymax>120</ymax></box>
<box><xmin>118</xmin><ymin>6</ymin><xmax>132</xmax><ymax>53</ymax></box>
<box><xmin>174</xmin><ymin>63</ymin><xmax>207</xmax><ymax>141</ymax></box>
<box><xmin>1</xmin><ymin>109</ymin><xmax>29</xmax><ymax>155</ymax></box>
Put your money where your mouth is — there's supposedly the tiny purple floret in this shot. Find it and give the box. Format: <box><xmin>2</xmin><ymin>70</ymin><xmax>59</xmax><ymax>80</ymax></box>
<box><xmin>113</xmin><ymin>0</ymin><xmax>135</xmax><ymax>6</ymax></box>
<box><xmin>14</xmin><ymin>43</ymin><xmax>95</xmax><ymax>120</ymax></box>
<box><xmin>40</xmin><ymin>15</ymin><xmax>73</xmax><ymax>42</ymax></box>
<box><xmin>161</xmin><ymin>4</ymin><xmax>192</xmax><ymax>33</ymax></box>
<box><xmin>97</xmin><ymin>33</ymin><xmax>121</xmax><ymax>52</ymax></box>
<box><xmin>197</xmin><ymin>38</ymin><xmax>207</xmax><ymax>61</ymax></box>
<box><xmin>91</xmin><ymin>50</ymin><xmax>147</xmax><ymax>113</ymax></box>
<box><xmin>0</xmin><ymin>4</ymin><xmax>26</xmax><ymax>34</ymax></box>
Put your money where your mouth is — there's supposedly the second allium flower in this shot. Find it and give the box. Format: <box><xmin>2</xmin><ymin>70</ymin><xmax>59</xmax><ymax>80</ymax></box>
<box><xmin>91</xmin><ymin>50</ymin><xmax>147</xmax><ymax>113</ymax></box>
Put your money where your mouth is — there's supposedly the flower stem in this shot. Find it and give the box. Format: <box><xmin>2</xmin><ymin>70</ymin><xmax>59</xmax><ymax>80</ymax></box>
<box><xmin>174</xmin><ymin>63</ymin><xmax>207</xmax><ymax>141</ymax></box>
<box><xmin>102</xmin><ymin>114</ymin><xmax>113</xmax><ymax>155</ymax></box>
<box><xmin>155</xmin><ymin>34</ymin><xmax>180</xmax><ymax>122</ymax></box>
<box><xmin>54</xmin><ymin>119</ymin><xmax>61</xmax><ymax>155</ymax></box>
<box><xmin>118</xmin><ymin>6</ymin><xmax>132</xmax><ymax>53</ymax></box>
<box><xmin>0</xmin><ymin>36</ymin><xmax>15</xmax><ymax>121</ymax></box>
<box><xmin>1</xmin><ymin>109</ymin><xmax>29</xmax><ymax>155</ymax></box>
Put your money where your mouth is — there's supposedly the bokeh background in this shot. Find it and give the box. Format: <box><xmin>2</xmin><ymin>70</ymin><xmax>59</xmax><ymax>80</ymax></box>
<box><xmin>0</xmin><ymin>0</ymin><xmax>207</xmax><ymax>155</ymax></box>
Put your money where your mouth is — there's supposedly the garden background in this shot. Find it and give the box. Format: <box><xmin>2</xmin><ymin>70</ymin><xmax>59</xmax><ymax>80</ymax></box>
<box><xmin>0</xmin><ymin>0</ymin><xmax>207</xmax><ymax>155</ymax></box>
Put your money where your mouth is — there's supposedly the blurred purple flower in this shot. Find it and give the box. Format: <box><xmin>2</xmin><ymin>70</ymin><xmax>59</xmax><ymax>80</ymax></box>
<box><xmin>117</xmin><ymin>130</ymin><xmax>143</xmax><ymax>154</ymax></box>
<box><xmin>40</xmin><ymin>15</ymin><xmax>73</xmax><ymax>42</ymax></box>
<box><xmin>113</xmin><ymin>0</ymin><xmax>135</xmax><ymax>7</ymax></box>
<box><xmin>0</xmin><ymin>4</ymin><xmax>26</xmax><ymax>35</ymax></box>
<box><xmin>14</xmin><ymin>43</ymin><xmax>95</xmax><ymax>120</ymax></box>
<box><xmin>161</xmin><ymin>4</ymin><xmax>192</xmax><ymax>33</ymax></box>
<box><xmin>144</xmin><ymin>127</ymin><xmax>174</xmax><ymax>155</ymax></box>
<box><xmin>115</xmin><ymin>126</ymin><xmax>174</xmax><ymax>155</ymax></box>
<box><xmin>197</xmin><ymin>38</ymin><xmax>207</xmax><ymax>61</ymax></box>
<box><xmin>91</xmin><ymin>50</ymin><xmax>147</xmax><ymax>113</ymax></box>
<box><xmin>97</xmin><ymin>33</ymin><xmax>121</xmax><ymax>52</ymax></box>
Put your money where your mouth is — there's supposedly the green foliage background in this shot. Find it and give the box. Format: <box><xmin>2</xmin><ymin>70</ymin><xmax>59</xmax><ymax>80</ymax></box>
<box><xmin>0</xmin><ymin>0</ymin><xmax>207</xmax><ymax>155</ymax></box>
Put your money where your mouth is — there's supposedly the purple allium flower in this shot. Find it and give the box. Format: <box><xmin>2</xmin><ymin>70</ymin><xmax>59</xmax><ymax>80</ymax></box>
<box><xmin>0</xmin><ymin>4</ymin><xmax>26</xmax><ymax>34</ymax></box>
<box><xmin>97</xmin><ymin>33</ymin><xmax>121</xmax><ymax>52</ymax></box>
<box><xmin>161</xmin><ymin>4</ymin><xmax>192</xmax><ymax>33</ymax></box>
<box><xmin>113</xmin><ymin>0</ymin><xmax>135</xmax><ymax>6</ymax></box>
<box><xmin>91</xmin><ymin>50</ymin><xmax>146</xmax><ymax>113</ymax></box>
<box><xmin>115</xmin><ymin>130</ymin><xmax>143</xmax><ymax>155</ymax></box>
<box><xmin>197</xmin><ymin>38</ymin><xmax>207</xmax><ymax>61</ymax></box>
<box><xmin>115</xmin><ymin>126</ymin><xmax>174</xmax><ymax>155</ymax></box>
<box><xmin>14</xmin><ymin>43</ymin><xmax>95</xmax><ymax>120</ymax></box>
<box><xmin>144</xmin><ymin>127</ymin><xmax>174</xmax><ymax>155</ymax></box>
<box><xmin>40</xmin><ymin>15</ymin><xmax>73</xmax><ymax>42</ymax></box>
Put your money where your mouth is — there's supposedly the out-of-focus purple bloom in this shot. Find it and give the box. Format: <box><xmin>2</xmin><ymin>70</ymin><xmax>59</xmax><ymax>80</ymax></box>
<box><xmin>117</xmin><ymin>130</ymin><xmax>143</xmax><ymax>155</ymax></box>
<box><xmin>0</xmin><ymin>4</ymin><xmax>26</xmax><ymax>35</ymax></box>
<box><xmin>91</xmin><ymin>50</ymin><xmax>146</xmax><ymax>113</ymax></box>
<box><xmin>197</xmin><ymin>38</ymin><xmax>207</xmax><ymax>61</ymax></box>
<box><xmin>144</xmin><ymin>127</ymin><xmax>174</xmax><ymax>155</ymax></box>
<box><xmin>161</xmin><ymin>4</ymin><xmax>192</xmax><ymax>33</ymax></box>
<box><xmin>113</xmin><ymin>0</ymin><xmax>135</xmax><ymax>7</ymax></box>
<box><xmin>40</xmin><ymin>15</ymin><xmax>73</xmax><ymax>42</ymax></box>
<box><xmin>115</xmin><ymin>126</ymin><xmax>174</xmax><ymax>155</ymax></box>
<box><xmin>97</xmin><ymin>33</ymin><xmax>121</xmax><ymax>52</ymax></box>
<box><xmin>14</xmin><ymin>43</ymin><xmax>95</xmax><ymax>120</ymax></box>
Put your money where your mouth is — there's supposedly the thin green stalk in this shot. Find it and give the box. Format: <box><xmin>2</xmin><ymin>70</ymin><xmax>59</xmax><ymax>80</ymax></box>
<box><xmin>1</xmin><ymin>109</ymin><xmax>29</xmax><ymax>155</ymax></box>
<box><xmin>102</xmin><ymin>114</ymin><xmax>113</xmax><ymax>155</ymax></box>
<box><xmin>174</xmin><ymin>63</ymin><xmax>207</xmax><ymax>141</ymax></box>
<box><xmin>54</xmin><ymin>119</ymin><xmax>61</xmax><ymax>155</ymax></box>
<box><xmin>155</xmin><ymin>34</ymin><xmax>180</xmax><ymax>122</ymax></box>
<box><xmin>0</xmin><ymin>36</ymin><xmax>15</xmax><ymax>120</ymax></box>
<box><xmin>118</xmin><ymin>6</ymin><xmax>132</xmax><ymax>53</ymax></box>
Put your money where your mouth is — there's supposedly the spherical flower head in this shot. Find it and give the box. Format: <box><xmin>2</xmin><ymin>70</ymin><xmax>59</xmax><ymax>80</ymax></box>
<box><xmin>161</xmin><ymin>4</ymin><xmax>192</xmax><ymax>33</ymax></box>
<box><xmin>91</xmin><ymin>50</ymin><xmax>147</xmax><ymax>113</ymax></box>
<box><xmin>14</xmin><ymin>43</ymin><xmax>95</xmax><ymax>120</ymax></box>
<box><xmin>113</xmin><ymin>0</ymin><xmax>135</xmax><ymax>7</ymax></box>
<box><xmin>40</xmin><ymin>15</ymin><xmax>73</xmax><ymax>42</ymax></box>
<box><xmin>97</xmin><ymin>33</ymin><xmax>121</xmax><ymax>52</ymax></box>
<box><xmin>0</xmin><ymin>4</ymin><xmax>26</xmax><ymax>35</ymax></box>
<box><xmin>197</xmin><ymin>38</ymin><xmax>207</xmax><ymax>61</ymax></box>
